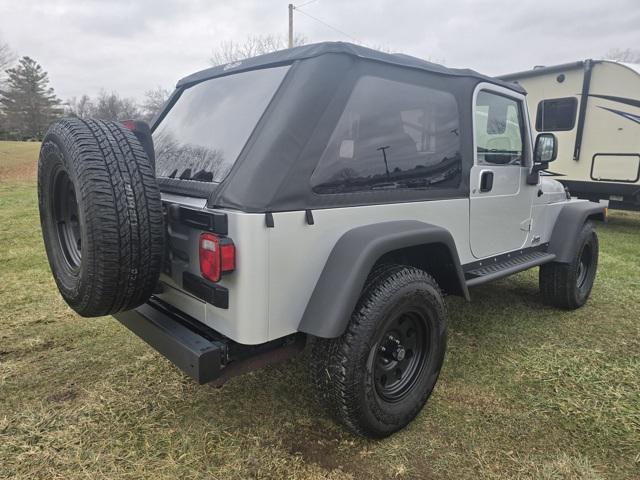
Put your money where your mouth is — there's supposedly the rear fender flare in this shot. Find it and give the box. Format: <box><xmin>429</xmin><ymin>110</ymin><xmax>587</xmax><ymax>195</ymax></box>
<box><xmin>298</xmin><ymin>220</ymin><xmax>468</xmax><ymax>338</ymax></box>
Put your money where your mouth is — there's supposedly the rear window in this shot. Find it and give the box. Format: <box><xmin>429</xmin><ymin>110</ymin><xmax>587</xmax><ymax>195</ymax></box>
<box><xmin>535</xmin><ymin>97</ymin><xmax>578</xmax><ymax>132</ymax></box>
<box><xmin>153</xmin><ymin>66</ymin><xmax>289</xmax><ymax>183</ymax></box>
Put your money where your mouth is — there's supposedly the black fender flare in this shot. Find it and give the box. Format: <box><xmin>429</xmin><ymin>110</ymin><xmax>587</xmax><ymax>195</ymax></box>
<box><xmin>548</xmin><ymin>201</ymin><xmax>606</xmax><ymax>263</ymax></box>
<box><xmin>298</xmin><ymin>220</ymin><xmax>469</xmax><ymax>338</ymax></box>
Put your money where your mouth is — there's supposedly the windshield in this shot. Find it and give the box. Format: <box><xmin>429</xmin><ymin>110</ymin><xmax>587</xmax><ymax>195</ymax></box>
<box><xmin>153</xmin><ymin>66</ymin><xmax>290</xmax><ymax>183</ymax></box>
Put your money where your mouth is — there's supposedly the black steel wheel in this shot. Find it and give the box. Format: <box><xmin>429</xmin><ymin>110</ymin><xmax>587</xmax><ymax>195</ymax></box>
<box><xmin>373</xmin><ymin>310</ymin><xmax>430</xmax><ymax>403</ymax></box>
<box><xmin>576</xmin><ymin>243</ymin><xmax>594</xmax><ymax>290</ymax></box>
<box><xmin>540</xmin><ymin>221</ymin><xmax>599</xmax><ymax>309</ymax></box>
<box><xmin>51</xmin><ymin>166</ymin><xmax>82</xmax><ymax>272</ymax></box>
<box><xmin>310</xmin><ymin>265</ymin><xmax>447</xmax><ymax>438</ymax></box>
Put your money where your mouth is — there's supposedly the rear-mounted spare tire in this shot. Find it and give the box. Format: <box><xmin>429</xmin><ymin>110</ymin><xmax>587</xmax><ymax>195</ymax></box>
<box><xmin>38</xmin><ymin>118</ymin><xmax>164</xmax><ymax>317</ymax></box>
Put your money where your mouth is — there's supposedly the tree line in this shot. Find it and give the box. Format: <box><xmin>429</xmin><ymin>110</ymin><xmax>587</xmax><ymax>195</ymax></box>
<box><xmin>0</xmin><ymin>33</ymin><xmax>309</xmax><ymax>141</ymax></box>
<box><xmin>2</xmin><ymin>31</ymin><xmax>638</xmax><ymax>142</ymax></box>
<box><xmin>0</xmin><ymin>36</ymin><xmax>170</xmax><ymax>141</ymax></box>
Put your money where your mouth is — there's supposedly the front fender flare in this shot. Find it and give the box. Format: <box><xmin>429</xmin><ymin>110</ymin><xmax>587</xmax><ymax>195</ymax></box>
<box><xmin>298</xmin><ymin>220</ymin><xmax>468</xmax><ymax>338</ymax></box>
<box><xmin>548</xmin><ymin>201</ymin><xmax>606</xmax><ymax>263</ymax></box>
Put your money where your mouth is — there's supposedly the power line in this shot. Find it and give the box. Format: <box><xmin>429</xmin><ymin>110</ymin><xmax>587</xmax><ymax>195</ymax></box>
<box><xmin>294</xmin><ymin>7</ymin><xmax>362</xmax><ymax>44</ymax></box>
<box><xmin>294</xmin><ymin>0</ymin><xmax>318</xmax><ymax>8</ymax></box>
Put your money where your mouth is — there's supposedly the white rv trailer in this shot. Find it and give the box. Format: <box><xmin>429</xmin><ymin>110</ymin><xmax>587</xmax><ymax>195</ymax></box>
<box><xmin>500</xmin><ymin>60</ymin><xmax>640</xmax><ymax>210</ymax></box>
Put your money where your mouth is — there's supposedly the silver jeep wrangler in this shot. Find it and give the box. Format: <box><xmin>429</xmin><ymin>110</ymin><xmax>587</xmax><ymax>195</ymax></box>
<box><xmin>38</xmin><ymin>42</ymin><xmax>606</xmax><ymax>438</ymax></box>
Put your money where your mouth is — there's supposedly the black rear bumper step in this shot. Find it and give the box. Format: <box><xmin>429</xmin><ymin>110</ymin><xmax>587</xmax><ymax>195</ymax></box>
<box><xmin>114</xmin><ymin>300</ymin><xmax>306</xmax><ymax>385</ymax></box>
<box><xmin>114</xmin><ymin>301</ymin><xmax>226</xmax><ymax>384</ymax></box>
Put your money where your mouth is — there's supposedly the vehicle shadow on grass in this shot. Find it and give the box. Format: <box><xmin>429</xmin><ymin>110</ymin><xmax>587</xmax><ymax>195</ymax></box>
<box><xmin>155</xmin><ymin>273</ymin><xmax>549</xmax><ymax>478</ymax></box>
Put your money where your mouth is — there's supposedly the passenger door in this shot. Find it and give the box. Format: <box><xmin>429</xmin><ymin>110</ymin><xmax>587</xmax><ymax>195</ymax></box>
<box><xmin>469</xmin><ymin>85</ymin><xmax>536</xmax><ymax>258</ymax></box>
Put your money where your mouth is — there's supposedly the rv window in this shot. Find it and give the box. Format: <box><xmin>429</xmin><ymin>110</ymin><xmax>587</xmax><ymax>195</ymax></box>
<box><xmin>475</xmin><ymin>91</ymin><xmax>524</xmax><ymax>166</ymax></box>
<box><xmin>310</xmin><ymin>76</ymin><xmax>461</xmax><ymax>194</ymax></box>
<box><xmin>535</xmin><ymin>97</ymin><xmax>578</xmax><ymax>132</ymax></box>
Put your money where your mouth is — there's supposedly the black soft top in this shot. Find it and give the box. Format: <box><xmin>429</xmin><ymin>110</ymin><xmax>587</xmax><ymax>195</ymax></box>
<box><xmin>177</xmin><ymin>41</ymin><xmax>525</xmax><ymax>94</ymax></box>
<box><xmin>157</xmin><ymin>41</ymin><xmax>526</xmax><ymax>211</ymax></box>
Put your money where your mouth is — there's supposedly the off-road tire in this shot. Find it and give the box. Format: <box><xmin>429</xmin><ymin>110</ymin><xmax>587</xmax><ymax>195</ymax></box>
<box><xmin>310</xmin><ymin>265</ymin><xmax>447</xmax><ymax>438</ymax></box>
<box><xmin>38</xmin><ymin>118</ymin><xmax>164</xmax><ymax>317</ymax></box>
<box><xmin>539</xmin><ymin>221</ymin><xmax>598</xmax><ymax>310</ymax></box>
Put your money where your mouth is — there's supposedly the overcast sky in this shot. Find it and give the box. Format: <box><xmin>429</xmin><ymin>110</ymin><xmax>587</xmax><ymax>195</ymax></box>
<box><xmin>1</xmin><ymin>0</ymin><xmax>638</xmax><ymax>101</ymax></box>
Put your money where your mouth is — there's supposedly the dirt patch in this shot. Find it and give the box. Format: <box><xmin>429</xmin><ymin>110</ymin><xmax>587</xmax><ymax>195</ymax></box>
<box><xmin>46</xmin><ymin>385</ymin><xmax>79</xmax><ymax>403</ymax></box>
<box><xmin>280</xmin><ymin>421</ymin><xmax>380</xmax><ymax>478</ymax></box>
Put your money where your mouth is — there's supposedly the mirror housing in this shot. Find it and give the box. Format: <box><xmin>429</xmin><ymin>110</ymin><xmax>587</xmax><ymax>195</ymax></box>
<box><xmin>534</xmin><ymin>133</ymin><xmax>557</xmax><ymax>164</ymax></box>
<box><xmin>527</xmin><ymin>133</ymin><xmax>557</xmax><ymax>185</ymax></box>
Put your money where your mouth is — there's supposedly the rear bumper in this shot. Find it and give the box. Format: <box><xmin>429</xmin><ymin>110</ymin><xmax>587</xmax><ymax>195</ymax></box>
<box><xmin>114</xmin><ymin>299</ymin><xmax>306</xmax><ymax>385</ymax></box>
<box><xmin>114</xmin><ymin>300</ymin><xmax>227</xmax><ymax>384</ymax></box>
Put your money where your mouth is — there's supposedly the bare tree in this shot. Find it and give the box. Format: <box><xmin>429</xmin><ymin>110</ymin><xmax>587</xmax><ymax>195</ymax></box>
<box><xmin>92</xmin><ymin>90</ymin><xmax>140</xmax><ymax>121</ymax></box>
<box><xmin>604</xmin><ymin>48</ymin><xmax>640</xmax><ymax>63</ymax></box>
<box><xmin>141</xmin><ymin>86</ymin><xmax>171</xmax><ymax>123</ymax></box>
<box><xmin>65</xmin><ymin>94</ymin><xmax>94</xmax><ymax>119</ymax></box>
<box><xmin>210</xmin><ymin>34</ymin><xmax>306</xmax><ymax>66</ymax></box>
<box><xmin>0</xmin><ymin>36</ymin><xmax>16</xmax><ymax>84</ymax></box>
<box><xmin>66</xmin><ymin>89</ymin><xmax>164</xmax><ymax>123</ymax></box>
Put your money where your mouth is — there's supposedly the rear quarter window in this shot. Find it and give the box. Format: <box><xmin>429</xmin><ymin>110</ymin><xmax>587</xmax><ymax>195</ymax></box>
<box><xmin>310</xmin><ymin>75</ymin><xmax>462</xmax><ymax>194</ymax></box>
<box><xmin>153</xmin><ymin>66</ymin><xmax>290</xmax><ymax>183</ymax></box>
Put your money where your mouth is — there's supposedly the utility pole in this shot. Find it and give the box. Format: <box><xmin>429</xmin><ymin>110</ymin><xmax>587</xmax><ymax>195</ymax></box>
<box><xmin>288</xmin><ymin>4</ymin><xmax>294</xmax><ymax>48</ymax></box>
<box><xmin>377</xmin><ymin>146</ymin><xmax>391</xmax><ymax>180</ymax></box>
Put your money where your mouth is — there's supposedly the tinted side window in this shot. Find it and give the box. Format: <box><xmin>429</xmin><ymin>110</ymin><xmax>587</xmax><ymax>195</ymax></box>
<box><xmin>535</xmin><ymin>97</ymin><xmax>578</xmax><ymax>131</ymax></box>
<box><xmin>310</xmin><ymin>76</ymin><xmax>461</xmax><ymax>194</ymax></box>
<box><xmin>475</xmin><ymin>91</ymin><xmax>524</xmax><ymax>166</ymax></box>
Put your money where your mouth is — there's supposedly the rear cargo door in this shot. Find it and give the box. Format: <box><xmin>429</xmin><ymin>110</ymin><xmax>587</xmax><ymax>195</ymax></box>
<box><xmin>153</xmin><ymin>194</ymin><xmax>216</xmax><ymax>323</ymax></box>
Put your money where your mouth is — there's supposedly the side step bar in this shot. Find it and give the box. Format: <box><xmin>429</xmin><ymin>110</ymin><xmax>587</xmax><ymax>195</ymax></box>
<box><xmin>465</xmin><ymin>251</ymin><xmax>556</xmax><ymax>287</ymax></box>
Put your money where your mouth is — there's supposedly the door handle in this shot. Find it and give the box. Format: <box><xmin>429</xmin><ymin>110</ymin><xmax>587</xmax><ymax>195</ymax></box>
<box><xmin>480</xmin><ymin>171</ymin><xmax>494</xmax><ymax>192</ymax></box>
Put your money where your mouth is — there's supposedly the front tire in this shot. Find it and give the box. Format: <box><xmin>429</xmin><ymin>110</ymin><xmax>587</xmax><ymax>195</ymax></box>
<box><xmin>539</xmin><ymin>221</ymin><xmax>599</xmax><ymax>310</ymax></box>
<box><xmin>310</xmin><ymin>266</ymin><xmax>447</xmax><ymax>438</ymax></box>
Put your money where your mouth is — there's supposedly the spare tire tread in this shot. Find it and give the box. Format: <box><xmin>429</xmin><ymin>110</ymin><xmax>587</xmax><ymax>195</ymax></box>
<box><xmin>94</xmin><ymin>119</ymin><xmax>155</xmax><ymax>312</ymax></box>
<box><xmin>86</xmin><ymin>119</ymin><xmax>138</xmax><ymax>313</ymax></box>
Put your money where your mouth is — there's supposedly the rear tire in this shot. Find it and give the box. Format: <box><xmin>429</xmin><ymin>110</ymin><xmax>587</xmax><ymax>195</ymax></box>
<box><xmin>310</xmin><ymin>265</ymin><xmax>447</xmax><ymax>438</ymax></box>
<box><xmin>38</xmin><ymin>118</ymin><xmax>164</xmax><ymax>317</ymax></box>
<box><xmin>539</xmin><ymin>221</ymin><xmax>598</xmax><ymax>310</ymax></box>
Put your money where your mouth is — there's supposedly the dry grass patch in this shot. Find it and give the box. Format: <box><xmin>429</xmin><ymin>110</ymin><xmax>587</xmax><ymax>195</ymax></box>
<box><xmin>0</xmin><ymin>141</ymin><xmax>40</xmax><ymax>184</ymax></box>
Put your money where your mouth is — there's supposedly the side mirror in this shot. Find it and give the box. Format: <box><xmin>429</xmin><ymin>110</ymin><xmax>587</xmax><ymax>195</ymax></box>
<box><xmin>534</xmin><ymin>133</ymin><xmax>557</xmax><ymax>164</ymax></box>
<box><xmin>527</xmin><ymin>133</ymin><xmax>557</xmax><ymax>185</ymax></box>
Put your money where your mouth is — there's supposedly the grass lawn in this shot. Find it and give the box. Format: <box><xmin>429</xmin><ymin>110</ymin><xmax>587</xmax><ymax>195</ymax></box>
<box><xmin>0</xmin><ymin>140</ymin><xmax>638</xmax><ymax>479</ymax></box>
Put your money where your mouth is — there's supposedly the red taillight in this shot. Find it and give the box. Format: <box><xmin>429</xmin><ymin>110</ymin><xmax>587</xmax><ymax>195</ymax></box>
<box><xmin>220</xmin><ymin>240</ymin><xmax>236</xmax><ymax>272</ymax></box>
<box><xmin>199</xmin><ymin>233</ymin><xmax>235</xmax><ymax>283</ymax></box>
